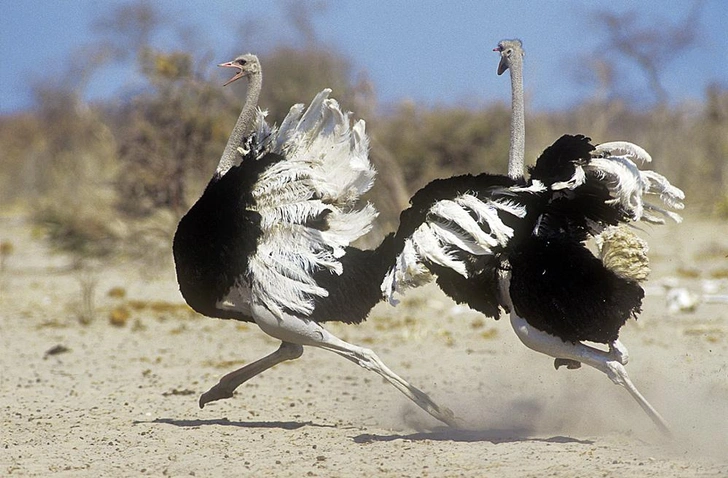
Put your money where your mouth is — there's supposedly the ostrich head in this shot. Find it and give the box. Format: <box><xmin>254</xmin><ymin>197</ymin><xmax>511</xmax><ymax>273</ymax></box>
<box><xmin>218</xmin><ymin>53</ymin><xmax>261</xmax><ymax>86</ymax></box>
<box><xmin>494</xmin><ymin>39</ymin><xmax>524</xmax><ymax>76</ymax></box>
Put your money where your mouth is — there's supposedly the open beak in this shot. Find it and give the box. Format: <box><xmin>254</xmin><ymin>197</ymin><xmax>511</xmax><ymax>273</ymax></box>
<box><xmin>218</xmin><ymin>61</ymin><xmax>245</xmax><ymax>86</ymax></box>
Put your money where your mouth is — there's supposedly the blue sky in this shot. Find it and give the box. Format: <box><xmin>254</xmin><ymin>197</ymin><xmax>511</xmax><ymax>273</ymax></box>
<box><xmin>1</xmin><ymin>0</ymin><xmax>726</xmax><ymax>114</ymax></box>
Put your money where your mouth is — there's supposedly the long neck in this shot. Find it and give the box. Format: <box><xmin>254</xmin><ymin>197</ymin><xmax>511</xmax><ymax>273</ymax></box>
<box><xmin>508</xmin><ymin>56</ymin><xmax>525</xmax><ymax>179</ymax></box>
<box><xmin>216</xmin><ymin>72</ymin><xmax>262</xmax><ymax>176</ymax></box>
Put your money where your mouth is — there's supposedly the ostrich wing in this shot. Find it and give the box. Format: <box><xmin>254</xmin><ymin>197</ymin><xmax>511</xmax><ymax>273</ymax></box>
<box><xmin>382</xmin><ymin>173</ymin><xmax>529</xmax><ymax>314</ymax></box>
<box><xmin>244</xmin><ymin>90</ymin><xmax>377</xmax><ymax>319</ymax></box>
<box><xmin>527</xmin><ymin>135</ymin><xmax>685</xmax><ymax>241</ymax></box>
<box><xmin>588</xmin><ymin>142</ymin><xmax>684</xmax><ymax>224</ymax></box>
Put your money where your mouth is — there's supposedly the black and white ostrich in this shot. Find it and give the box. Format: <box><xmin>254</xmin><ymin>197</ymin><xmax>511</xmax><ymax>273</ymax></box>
<box><xmin>172</xmin><ymin>54</ymin><xmax>457</xmax><ymax>427</ymax></box>
<box><xmin>381</xmin><ymin>40</ymin><xmax>684</xmax><ymax>435</ymax></box>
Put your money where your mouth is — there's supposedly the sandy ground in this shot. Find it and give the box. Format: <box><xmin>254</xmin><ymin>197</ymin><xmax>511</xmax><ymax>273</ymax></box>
<box><xmin>1</xmin><ymin>211</ymin><xmax>727</xmax><ymax>477</ymax></box>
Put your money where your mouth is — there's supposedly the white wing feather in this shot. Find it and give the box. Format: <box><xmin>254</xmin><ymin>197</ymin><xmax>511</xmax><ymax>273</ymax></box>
<box><xmin>246</xmin><ymin>89</ymin><xmax>377</xmax><ymax>317</ymax></box>
<box><xmin>382</xmin><ymin>188</ymin><xmax>524</xmax><ymax>303</ymax></box>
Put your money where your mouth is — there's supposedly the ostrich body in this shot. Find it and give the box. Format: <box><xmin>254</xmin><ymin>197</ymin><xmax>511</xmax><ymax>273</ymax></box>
<box><xmin>383</xmin><ymin>41</ymin><xmax>684</xmax><ymax>435</ymax></box>
<box><xmin>173</xmin><ymin>55</ymin><xmax>456</xmax><ymax>427</ymax></box>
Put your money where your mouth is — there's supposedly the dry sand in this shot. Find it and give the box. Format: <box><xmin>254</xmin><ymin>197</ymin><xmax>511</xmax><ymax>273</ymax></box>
<box><xmin>1</xmin><ymin>212</ymin><xmax>727</xmax><ymax>477</ymax></box>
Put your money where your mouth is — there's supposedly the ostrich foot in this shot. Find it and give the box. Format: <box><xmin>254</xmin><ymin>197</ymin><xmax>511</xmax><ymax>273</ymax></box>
<box><xmin>199</xmin><ymin>382</ymin><xmax>236</xmax><ymax>408</ymax></box>
<box><xmin>511</xmin><ymin>314</ymin><xmax>671</xmax><ymax>436</ymax></box>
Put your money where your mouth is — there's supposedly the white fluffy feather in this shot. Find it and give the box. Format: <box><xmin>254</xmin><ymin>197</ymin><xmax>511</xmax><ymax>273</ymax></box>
<box><xmin>413</xmin><ymin>223</ymin><xmax>469</xmax><ymax>275</ymax></box>
<box><xmin>429</xmin><ymin>200</ymin><xmax>500</xmax><ymax>249</ymax></box>
<box><xmin>244</xmin><ymin>89</ymin><xmax>377</xmax><ymax>317</ymax></box>
<box><xmin>595</xmin><ymin>141</ymin><xmax>653</xmax><ymax>164</ymax></box>
<box><xmin>586</xmin><ymin>141</ymin><xmax>684</xmax><ymax>224</ymax></box>
<box><xmin>551</xmin><ymin>165</ymin><xmax>586</xmax><ymax>191</ymax></box>
<box><xmin>381</xmin><ymin>237</ymin><xmax>433</xmax><ymax>305</ymax></box>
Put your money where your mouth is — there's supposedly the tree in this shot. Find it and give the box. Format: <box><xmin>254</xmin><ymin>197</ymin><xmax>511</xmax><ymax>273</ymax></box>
<box><xmin>589</xmin><ymin>1</ymin><xmax>703</xmax><ymax>105</ymax></box>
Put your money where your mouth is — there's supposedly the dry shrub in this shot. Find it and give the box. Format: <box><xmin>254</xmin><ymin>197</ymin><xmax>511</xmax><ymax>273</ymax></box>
<box><xmin>374</xmin><ymin>101</ymin><xmax>511</xmax><ymax>194</ymax></box>
<box><xmin>0</xmin><ymin>114</ymin><xmax>46</xmax><ymax>206</ymax></box>
<box><xmin>113</xmin><ymin>50</ymin><xmax>229</xmax><ymax>217</ymax></box>
<box><xmin>27</xmin><ymin>90</ymin><xmax>121</xmax><ymax>257</ymax></box>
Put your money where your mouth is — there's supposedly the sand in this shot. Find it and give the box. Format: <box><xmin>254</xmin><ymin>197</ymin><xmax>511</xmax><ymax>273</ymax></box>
<box><xmin>1</xmin><ymin>212</ymin><xmax>727</xmax><ymax>477</ymax></box>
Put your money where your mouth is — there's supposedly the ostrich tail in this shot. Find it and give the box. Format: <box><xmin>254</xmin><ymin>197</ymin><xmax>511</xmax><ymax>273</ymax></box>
<box><xmin>588</xmin><ymin>141</ymin><xmax>685</xmax><ymax>224</ymax></box>
<box><xmin>595</xmin><ymin>226</ymin><xmax>651</xmax><ymax>282</ymax></box>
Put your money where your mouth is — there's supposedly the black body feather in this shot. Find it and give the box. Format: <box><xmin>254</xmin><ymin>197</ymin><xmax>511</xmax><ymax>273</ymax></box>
<box><xmin>310</xmin><ymin>237</ymin><xmax>398</xmax><ymax>324</ymax></box>
<box><xmin>510</xmin><ymin>135</ymin><xmax>644</xmax><ymax>343</ymax></box>
<box><xmin>174</xmin><ymin>150</ymin><xmax>397</xmax><ymax>325</ymax></box>
<box><xmin>528</xmin><ymin>134</ymin><xmax>593</xmax><ymax>187</ymax></box>
<box><xmin>509</xmin><ymin>235</ymin><xmax>643</xmax><ymax>343</ymax></box>
<box><xmin>173</xmin><ymin>152</ymin><xmax>282</xmax><ymax>322</ymax></box>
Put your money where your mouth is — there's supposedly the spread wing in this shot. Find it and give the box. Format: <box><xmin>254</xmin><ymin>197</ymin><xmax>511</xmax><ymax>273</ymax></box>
<box><xmin>244</xmin><ymin>89</ymin><xmax>377</xmax><ymax>318</ymax></box>
<box><xmin>382</xmin><ymin>174</ymin><xmax>534</xmax><ymax>315</ymax></box>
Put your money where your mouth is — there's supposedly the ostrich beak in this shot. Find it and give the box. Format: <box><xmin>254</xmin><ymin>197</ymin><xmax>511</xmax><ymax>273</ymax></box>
<box><xmin>496</xmin><ymin>55</ymin><xmax>509</xmax><ymax>76</ymax></box>
<box><xmin>218</xmin><ymin>61</ymin><xmax>245</xmax><ymax>86</ymax></box>
<box><xmin>493</xmin><ymin>46</ymin><xmax>509</xmax><ymax>75</ymax></box>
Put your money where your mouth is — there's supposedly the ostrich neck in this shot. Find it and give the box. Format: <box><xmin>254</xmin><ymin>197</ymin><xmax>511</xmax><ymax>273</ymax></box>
<box><xmin>508</xmin><ymin>59</ymin><xmax>525</xmax><ymax>179</ymax></box>
<box><xmin>216</xmin><ymin>72</ymin><xmax>262</xmax><ymax>176</ymax></box>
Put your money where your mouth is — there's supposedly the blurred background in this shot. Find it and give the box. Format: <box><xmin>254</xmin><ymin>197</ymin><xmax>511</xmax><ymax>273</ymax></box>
<box><xmin>1</xmin><ymin>0</ymin><xmax>726</xmax><ymax>264</ymax></box>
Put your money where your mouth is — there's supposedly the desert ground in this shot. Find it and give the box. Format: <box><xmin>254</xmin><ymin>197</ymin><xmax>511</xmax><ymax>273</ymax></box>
<box><xmin>1</xmin><ymin>211</ymin><xmax>727</xmax><ymax>477</ymax></box>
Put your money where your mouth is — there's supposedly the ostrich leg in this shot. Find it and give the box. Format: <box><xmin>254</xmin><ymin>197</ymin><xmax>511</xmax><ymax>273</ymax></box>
<box><xmin>510</xmin><ymin>314</ymin><xmax>671</xmax><ymax>436</ymax></box>
<box><xmin>251</xmin><ymin>301</ymin><xmax>459</xmax><ymax>428</ymax></box>
<box><xmin>199</xmin><ymin>341</ymin><xmax>303</xmax><ymax>408</ymax></box>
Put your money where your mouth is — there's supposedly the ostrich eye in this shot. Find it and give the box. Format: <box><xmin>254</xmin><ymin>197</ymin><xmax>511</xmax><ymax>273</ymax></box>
<box><xmin>237</xmin><ymin>59</ymin><xmax>247</xmax><ymax>66</ymax></box>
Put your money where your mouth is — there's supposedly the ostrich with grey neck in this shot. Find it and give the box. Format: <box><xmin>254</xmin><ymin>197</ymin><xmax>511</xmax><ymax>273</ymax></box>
<box><xmin>172</xmin><ymin>54</ymin><xmax>458</xmax><ymax>427</ymax></box>
<box><xmin>493</xmin><ymin>39</ymin><xmax>677</xmax><ymax>435</ymax></box>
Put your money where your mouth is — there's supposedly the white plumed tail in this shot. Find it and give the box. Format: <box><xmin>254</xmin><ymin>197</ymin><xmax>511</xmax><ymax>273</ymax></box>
<box><xmin>247</xmin><ymin>89</ymin><xmax>377</xmax><ymax>318</ymax></box>
<box><xmin>588</xmin><ymin>141</ymin><xmax>685</xmax><ymax>224</ymax></box>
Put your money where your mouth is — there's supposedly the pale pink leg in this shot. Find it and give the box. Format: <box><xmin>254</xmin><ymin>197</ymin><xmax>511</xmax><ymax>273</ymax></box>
<box><xmin>510</xmin><ymin>313</ymin><xmax>671</xmax><ymax>436</ymax></box>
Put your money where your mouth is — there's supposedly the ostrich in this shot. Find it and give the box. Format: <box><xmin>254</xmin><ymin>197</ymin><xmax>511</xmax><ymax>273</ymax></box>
<box><xmin>495</xmin><ymin>38</ymin><xmax>684</xmax><ymax>434</ymax></box>
<box><xmin>172</xmin><ymin>54</ymin><xmax>457</xmax><ymax>427</ymax></box>
<box><xmin>382</xmin><ymin>41</ymin><xmax>683</xmax><ymax>435</ymax></box>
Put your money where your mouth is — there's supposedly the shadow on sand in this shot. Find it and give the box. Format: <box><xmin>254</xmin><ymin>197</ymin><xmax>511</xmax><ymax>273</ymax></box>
<box><xmin>353</xmin><ymin>428</ymin><xmax>594</xmax><ymax>445</ymax></box>
<box><xmin>135</xmin><ymin>418</ymin><xmax>593</xmax><ymax>446</ymax></box>
<box><xmin>135</xmin><ymin>417</ymin><xmax>336</xmax><ymax>430</ymax></box>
